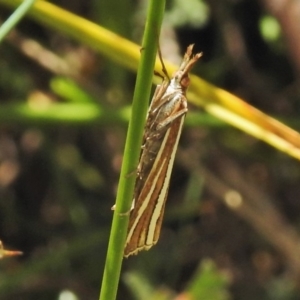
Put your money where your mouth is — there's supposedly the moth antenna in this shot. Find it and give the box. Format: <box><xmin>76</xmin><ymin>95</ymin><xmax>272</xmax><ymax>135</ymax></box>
<box><xmin>157</xmin><ymin>45</ymin><xmax>170</xmax><ymax>81</ymax></box>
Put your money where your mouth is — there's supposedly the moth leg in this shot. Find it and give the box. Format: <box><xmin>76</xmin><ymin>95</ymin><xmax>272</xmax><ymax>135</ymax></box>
<box><xmin>149</xmin><ymin>81</ymin><xmax>170</xmax><ymax>111</ymax></box>
<box><xmin>111</xmin><ymin>199</ymin><xmax>135</xmax><ymax>215</ymax></box>
<box><xmin>156</xmin><ymin>107</ymin><xmax>188</xmax><ymax>130</ymax></box>
<box><xmin>111</xmin><ymin>167</ymin><xmax>139</xmax><ymax>213</ymax></box>
<box><xmin>125</xmin><ymin>167</ymin><xmax>138</xmax><ymax>178</ymax></box>
<box><xmin>151</xmin><ymin>84</ymin><xmax>163</xmax><ymax>102</ymax></box>
<box><xmin>150</xmin><ymin>90</ymin><xmax>177</xmax><ymax>113</ymax></box>
<box><xmin>154</xmin><ymin>70</ymin><xmax>164</xmax><ymax>80</ymax></box>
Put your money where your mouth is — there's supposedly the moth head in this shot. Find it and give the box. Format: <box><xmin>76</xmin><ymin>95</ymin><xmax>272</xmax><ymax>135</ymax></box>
<box><xmin>172</xmin><ymin>70</ymin><xmax>190</xmax><ymax>91</ymax></box>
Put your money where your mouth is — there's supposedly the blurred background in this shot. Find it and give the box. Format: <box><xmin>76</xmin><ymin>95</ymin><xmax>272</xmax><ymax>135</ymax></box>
<box><xmin>1</xmin><ymin>0</ymin><xmax>300</xmax><ymax>299</ymax></box>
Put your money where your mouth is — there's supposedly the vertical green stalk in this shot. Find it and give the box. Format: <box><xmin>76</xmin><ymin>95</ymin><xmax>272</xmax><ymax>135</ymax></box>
<box><xmin>99</xmin><ymin>0</ymin><xmax>166</xmax><ymax>299</ymax></box>
<box><xmin>0</xmin><ymin>0</ymin><xmax>37</xmax><ymax>42</ymax></box>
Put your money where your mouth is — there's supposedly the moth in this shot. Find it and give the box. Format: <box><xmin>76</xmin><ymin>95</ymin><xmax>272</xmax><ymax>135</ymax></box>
<box><xmin>124</xmin><ymin>44</ymin><xmax>202</xmax><ymax>257</ymax></box>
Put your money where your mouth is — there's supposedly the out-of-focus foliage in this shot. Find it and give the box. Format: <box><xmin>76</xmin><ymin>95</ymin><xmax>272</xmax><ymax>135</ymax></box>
<box><xmin>165</xmin><ymin>0</ymin><xmax>209</xmax><ymax>28</ymax></box>
<box><xmin>259</xmin><ymin>15</ymin><xmax>281</xmax><ymax>43</ymax></box>
<box><xmin>124</xmin><ymin>260</ymin><xmax>229</xmax><ymax>300</ymax></box>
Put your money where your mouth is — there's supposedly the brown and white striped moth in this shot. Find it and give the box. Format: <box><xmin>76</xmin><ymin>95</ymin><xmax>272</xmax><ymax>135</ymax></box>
<box><xmin>124</xmin><ymin>44</ymin><xmax>202</xmax><ymax>257</ymax></box>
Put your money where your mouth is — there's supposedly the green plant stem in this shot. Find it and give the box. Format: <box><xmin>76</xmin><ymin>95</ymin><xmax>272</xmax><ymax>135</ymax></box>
<box><xmin>99</xmin><ymin>0</ymin><xmax>166</xmax><ymax>299</ymax></box>
<box><xmin>0</xmin><ymin>0</ymin><xmax>36</xmax><ymax>43</ymax></box>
